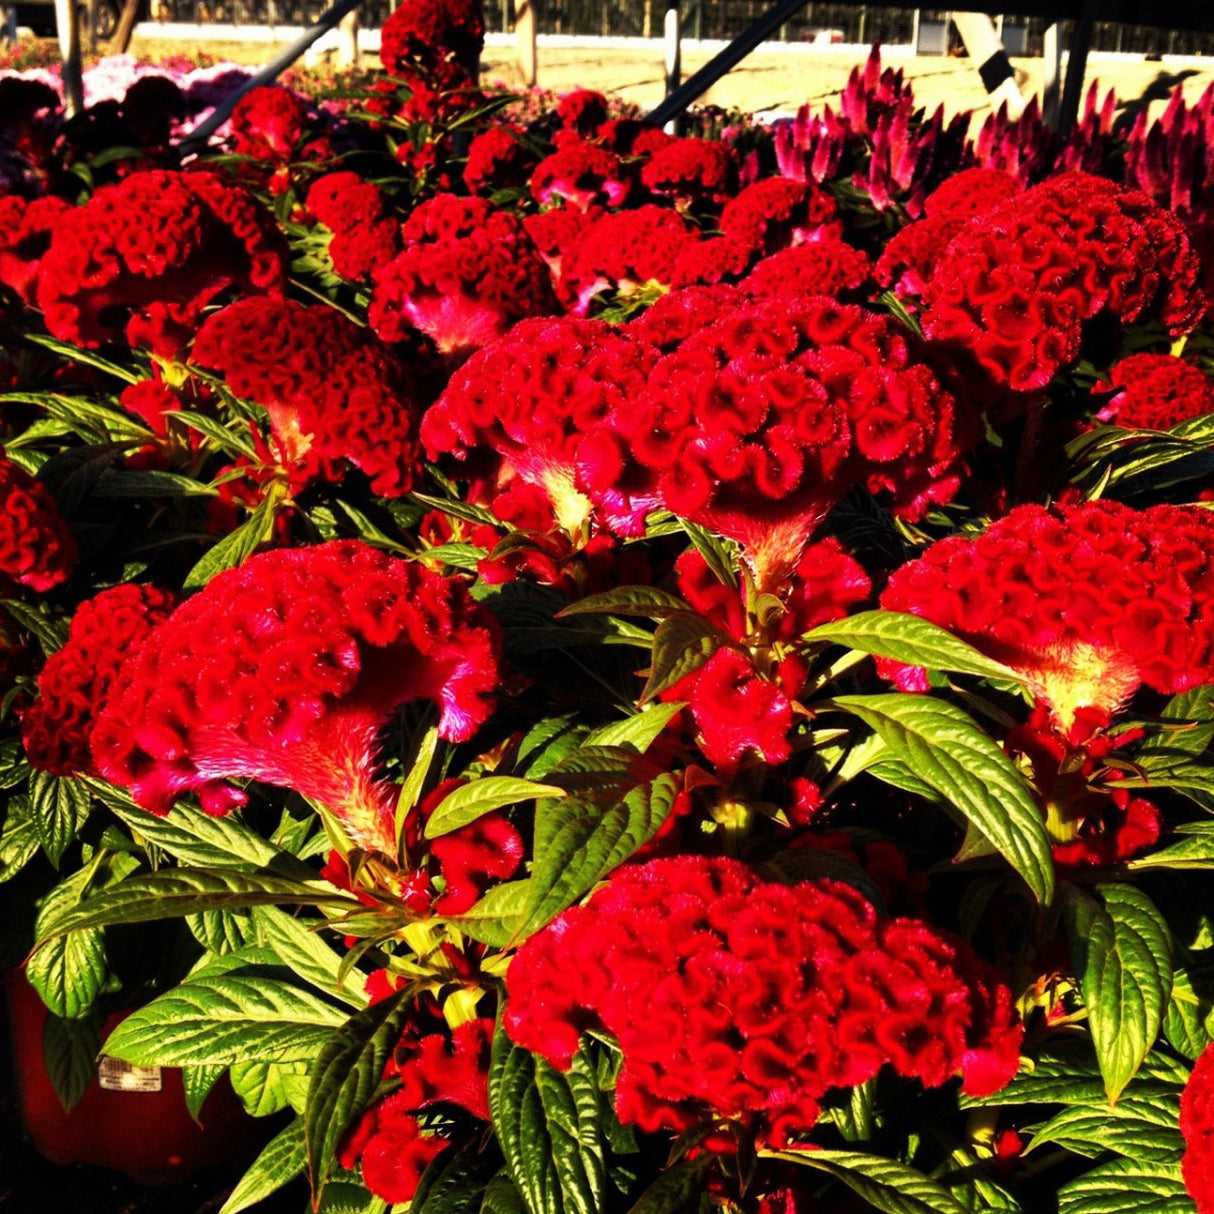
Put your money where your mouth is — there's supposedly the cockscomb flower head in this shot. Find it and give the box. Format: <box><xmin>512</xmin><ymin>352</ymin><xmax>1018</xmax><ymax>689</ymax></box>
<box><xmin>640</xmin><ymin>137</ymin><xmax>737</xmax><ymax>205</ymax></box>
<box><xmin>379</xmin><ymin>0</ymin><xmax>484</xmax><ymax>78</ymax></box>
<box><xmin>559</xmin><ymin>204</ymin><xmax>696</xmax><ymax>313</ymax></box>
<box><xmin>581</xmin><ymin>294</ymin><xmax>967</xmax><ymax>590</ymax></box>
<box><xmin>191</xmin><ymin>297</ymin><xmax>424</xmax><ymax>497</ymax></box>
<box><xmin>626</xmin><ymin>282</ymin><xmax>744</xmax><ymax>351</ymax></box>
<box><xmin>719</xmin><ymin>176</ymin><xmax>841</xmax><ymax>255</ymax></box>
<box><xmin>1097</xmin><ymin>353</ymin><xmax>1214</xmax><ymax>430</ymax></box>
<box><xmin>35</xmin><ymin>169</ymin><xmax>286</xmax><ymax>356</ymax></box>
<box><xmin>506</xmin><ymin>856</ymin><xmax>1021</xmax><ymax>1140</ymax></box>
<box><xmin>369</xmin><ymin>194</ymin><xmax>557</xmax><ymax>360</ymax></box>
<box><xmin>91</xmin><ymin>541</ymin><xmax>501</xmax><ymax>856</ymax></box>
<box><xmin>920</xmin><ymin>172</ymin><xmax>1206</xmax><ymax>396</ymax></box>
<box><xmin>740</xmin><ymin>239</ymin><xmax>873</xmax><ymax>301</ymax></box>
<box><xmin>0</xmin><ymin>452</ymin><xmax>76</xmax><ymax>592</ymax></box>
<box><xmin>463</xmin><ymin>124</ymin><xmax>533</xmax><ymax>194</ymax></box>
<box><xmin>880</xmin><ymin>500</ymin><xmax>1214</xmax><ymax>734</ymax></box>
<box><xmin>668</xmin><ymin>236</ymin><xmax>755</xmax><ymax>289</ymax></box>
<box><xmin>557</xmin><ymin>89</ymin><xmax>609</xmax><ymax>135</ymax></box>
<box><xmin>1182</xmin><ymin>1042</ymin><xmax>1214</xmax><ymax>1213</ymax></box>
<box><xmin>21</xmin><ymin>584</ymin><xmax>177</xmax><ymax>776</ymax></box>
<box><xmin>0</xmin><ymin>194</ymin><xmax>71</xmax><ymax>306</ymax></box>
<box><xmin>228</xmin><ymin>86</ymin><xmax>314</xmax><ymax>163</ymax></box>
<box><xmin>529</xmin><ymin>139</ymin><xmax>630</xmax><ymax>211</ymax></box>
<box><xmin>422</xmin><ymin>316</ymin><xmax>658</xmax><ymax>535</ymax></box>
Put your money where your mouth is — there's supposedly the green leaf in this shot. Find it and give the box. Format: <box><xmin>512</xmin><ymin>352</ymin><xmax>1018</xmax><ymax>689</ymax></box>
<box><xmin>450</xmin><ymin>880</ymin><xmax>531</xmax><ymax>947</ymax></box>
<box><xmin>252</xmin><ymin>906</ymin><xmax>366</xmax><ymax>1009</ymax></box>
<box><xmin>93</xmin><ymin>468</ymin><xmax>218</xmax><ymax>498</ymax></box>
<box><xmin>183</xmin><ymin>484</ymin><xmax>284</xmax><ymax>589</ymax></box>
<box><xmin>1065</xmin><ymin>883</ymin><xmax>1173</xmax><ymax>1103</ymax></box>
<box><xmin>763</xmin><ymin>1148</ymin><xmax>969</xmax><ymax>1214</ymax></box>
<box><xmin>1057</xmin><ymin>1158</ymin><xmax>1194</xmax><ymax>1213</ymax></box>
<box><xmin>42</xmin><ymin>1011</ymin><xmax>102</xmax><ymax>1111</ymax></box>
<box><xmin>1165</xmin><ymin>965</ymin><xmax>1214</xmax><ymax>1059</ymax></box>
<box><xmin>1026</xmin><ymin>1095</ymin><xmax>1183</xmax><ymax>1162</ymax></box>
<box><xmin>640</xmin><ymin>613</ymin><xmax>728</xmax><ymax>704</ymax></box>
<box><xmin>173</xmin><ymin>410</ymin><xmax>257</xmax><ymax>457</ymax></box>
<box><xmin>219</xmin><ymin>1118</ymin><xmax>308</xmax><ymax>1214</ymax></box>
<box><xmin>33</xmin><ymin>869</ymin><xmax>358</xmax><ymax>941</ymax></box>
<box><xmin>231</xmin><ymin>1059</ymin><xmax>310</xmax><ymax>1117</ymax></box>
<box><xmin>425</xmin><ymin>777</ymin><xmax>567</xmax><ymax>840</ymax></box>
<box><xmin>521</xmin><ymin>774</ymin><xmax>680</xmax><ymax>937</ymax></box>
<box><xmin>183</xmin><ymin>1064</ymin><xmax>226</xmax><ymax>1121</ymax></box>
<box><xmin>1137</xmin><ymin>687</ymin><xmax>1214</xmax><ymax>763</ymax></box>
<box><xmin>582</xmin><ymin>702</ymin><xmax>686</xmax><ymax>753</ymax></box>
<box><xmin>22</xmin><ymin>335</ymin><xmax>142</xmax><ymax>383</ymax></box>
<box><xmin>29</xmin><ymin>771</ymin><xmax>91</xmax><ymax>867</ymax></box>
<box><xmin>802</xmin><ymin>611</ymin><xmax>1026</xmax><ymax>684</ymax></box>
<box><xmin>482</xmin><ymin>1174</ymin><xmax>529</xmax><ymax>1214</ymax></box>
<box><xmin>305</xmin><ymin>986</ymin><xmax>414</xmax><ymax>1197</ymax></box>
<box><xmin>0</xmin><ymin>796</ymin><xmax>40</xmax><ymax>883</ymax></box>
<box><xmin>1132</xmin><ymin>823</ymin><xmax>1214</xmax><ymax>872</ymax></box>
<box><xmin>828</xmin><ymin>695</ymin><xmax>1054</xmax><ymax>904</ymax></box>
<box><xmin>489</xmin><ymin>1027</ymin><xmax>607</xmax><ymax>1214</ymax></box>
<box><xmin>680</xmin><ymin>520</ymin><xmax>738</xmax><ymax>588</ymax></box>
<box><xmin>26</xmin><ymin>869</ymin><xmax>111</xmax><ymax>1019</ymax></box>
<box><xmin>187</xmin><ymin>908</ymin><xmax>255</xmax><ymax>955</ymax></box>
<box><xmin>102</xmin><ymin>962</ymin><xmax>349</xmax><ymax>1066</ymax></box>
<box><xmin>557</xmin><ymin>586</ymin><xmax>692</xmax><ymax>620</ymax></box>
<box><xmin>624</xmin><ymin>1156</ymin><xmax>712</xmax><ymax>1214</ymax></box>
<box><xmin>412</xmin><ymin>1141</ymin><xmax>505</xmax><ymax>1214</ymax></box>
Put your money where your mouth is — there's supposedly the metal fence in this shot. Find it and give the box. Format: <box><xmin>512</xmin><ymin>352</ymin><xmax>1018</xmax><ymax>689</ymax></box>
<box><xmin>147</xmin><ymin>0</ymin><xmax>1214</xmax><ymax>56</ymax></box>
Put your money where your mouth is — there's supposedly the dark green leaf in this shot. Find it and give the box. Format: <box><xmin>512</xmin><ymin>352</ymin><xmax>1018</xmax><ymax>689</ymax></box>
<box><xmin>413</xmin><ymin>1141</ymin><xmax>506</xmax><ymax>1214</ymax></box>
<box><xmin>42</xmin><ymin>1011</ymin><xmax>101</xmax><ymax>1111</ymax></box>
<box><xmin>640</xmin><ymin>614</ymin><xmax>728</xmax><ymax>704</ymax></box>
<box><xmin>1065</xmin><ymin>883</ymin><xmax>1173</xmax><ymax>1103</ymax></box>
<box><xmin>183</xmin><ymin>1064</ymin><xmax>226</xmax><ymax>1121</ymax></box>
<box><xmin>183</xmin><ymin>485</ymin><xmax>284</xmax><ymax>589</ymax></box>
<box><xmin>764</xmin><ymin>1148</ymin><xmax>968</xmax><ymax>1214</ymax></box>
<box><xmin>29</xmin><ymin>771</ymin><xmax>91</xmax><ymax>867</ymax></box>
<box><xmin>624</xmin><ymin>1156</ymin><xmax>712</xmax><ymax>1214</ymax></box>
<box><xmin>557</xmin><ymin>587</ymin><xmax>692</xmax><ymax>620</ymax></box>
<box><xmin>1057</xmin><ymin>1158</ymin><xmax>1193</xmax><ymax>1213</ymax></box>
<box><xmin>1132</xmin><ymin>823</ymin><xmax>1214</xmax><ymax>872</ymax></box>
<box><xmin>829</xmin><ymin>695</ymin><xmax>1054</xmax><ymax>904</ymax></box>
<box><xmin>1026</xmin><ymin>1095</ymin><xmax>1183</xmax><ymax>1162</ymax></box>
<box><xmin>0</xmin><ymin>795</ymin><xmax>40</xmax><ymax>883</ymax></box>
<box><xmin>219</xmin><ymin>1118</ymin><xmax>307</xmax><ymax>1214</ymax></box>
<box><xmin>1164</xmin><ymin>965</ymin><xmax>1214</xmax><ymax>1059</ymax></box>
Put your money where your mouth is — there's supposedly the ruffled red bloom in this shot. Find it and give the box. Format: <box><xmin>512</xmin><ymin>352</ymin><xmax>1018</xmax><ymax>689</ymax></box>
<box><xmin>228</xmin><ymin>86</ymin><xmax>312</xmax><ymax>163</ymax></box>
<box><xmin>0</xmin><ymin>195</ymin><xmax>71</xmax><ymax>305</ymax></box>
<box><xmin>524</xmin><ymin>201</ymin><xmax>601</xmax><ymax>278</ymax></box>
<box><xmin>422</xmin><ymin>316</ymin><xmax>658</xmax><ymax>535</ymax></box>
<box><xmin>35</xmin><ymin>170</ymin><xmax>286</xmax><ymax>357</ymax></box>
<box><xmin>641</xmin><ymin>137</ymin><xmax>736</xmax><ymax>204</ymax></box>
<box><xmin>626</xmin><ymin>282</ymin><xmax>744</xmax><ymax>351</ymax></box>
<box><xmin>0</xmin><ymin>452</ymin><xmax>76</xmax><ymax>592</ymax></box>
<box><xmin>669</xmin><ymin>237</ymin><xmax>755</xmax><ymax>289</ymax></box>
<box><xmin>1097</xmin><ymin>353</ymin><xmax>1214</xmax><ymax>430</ymax></box>
<box><xmin>741</xmin><ymin>239</ymin><xmax>872</xmax><ymax>301</ymax></box>
<box><xmin>191</xmin><ymin>297</ymin><xmax>424</xmax><ymax>497</ymax></box>
<box><xmin>91</xmin><ymin>541</ymin><xmax>501</xmax><ymax>855</ymax></box>
<box><xmin>665</xmin><ymin>541</ymin><xmax>870</xmax><ymax>771</ymax></box>
<box><xmin>880</xmin><ymin>500</ymin><xmax>1214</xmax><ymax>734</ymax></box>
<box><xmin>557</xmin><ymin>89</ymin><xmax>609</xmax><ymax>136</ymax></box>
<box><xmin>559</xmin><ymin>205</ymin><xmax>696</xmax><ymax>313</ymax></box>
<box><xmin>341</xmin><ymin>1014</ymin><xmax>493</xmax><ymax>1204</ymax></box>
<box><xmin>719</xmin><ymin>177</ymin><xmax>841</xmax><ymax>255</ymax></box>
<box><xmin>530</xmin><ymin>139</ymin><xmax>630</xmax><ymax>211</ymax></box>
<box><xmin>920</xmin><ymin>172</ymin><xmax>1206</xmax><ymax>396</ymax></box>
<box><xmin>369</xmin><ymin>194</ymin><xmax>557</xmax><ymax>359</ymax></box>
<box><xmin>505</xmin><ymin>856</ymin><xmax>1021</xmax><ymax>1140</ymax></box>
<box><xmin>119</xmin><ymin>380</ymin><xmax>181</xmax><ymax>439</ymax></box>
<box><xmin>380</xmin><ymin>0</ymin><xmax>484</xmax><ymax>77</ymax></box>
<box><xmin>307</xmin><ymin>172</ymin><xmax>389</xmax><ymax>233</ymax></box>
<box><xmin>463</xmin><ymin>124</ymin><xmax>533</xmax><ymax>194</ymax></box>
<box><xmin>582</xmin><ymin>294</ymin><xmax>967</xmax><ymax>589</ymax></box>
<box><xmin>21</xmin><ymin>584</ymin><xmax>177</xmax><ymax>776</ymax></box>
<box><xmin>1182</xmin><ymin>1043</ymin><xmax>1214</xmax><ymax>1213</ymax></box>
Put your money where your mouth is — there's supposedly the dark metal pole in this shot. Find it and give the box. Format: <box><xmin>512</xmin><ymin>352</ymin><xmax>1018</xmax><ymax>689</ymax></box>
<box><xmin>178</xmin><ymin>0</ymin><xmax>361</xmax><ymax>156</ymax></box>
<box><xmin>646</xmin><ymin>0</ymin><xmax>811</xmax><ymax>126</ymax></box>
<box><xmin>1057</xmin><ymin>0</ymin><xmax>1101</xmax><ymax>134</ymax></box>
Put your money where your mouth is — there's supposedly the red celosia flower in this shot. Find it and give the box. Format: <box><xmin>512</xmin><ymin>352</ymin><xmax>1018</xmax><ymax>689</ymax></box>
<box><xmin>0</xmin><ymin>195</ymin><xmax>71</xmax><ymax>305</ymax></box>
<box><xmin>35</xmin><ymin>170</ymin><xmax>286</xmax><ymax>356</ymax></box>
<box><xmin>1182</xmin><ymin>1043</ymin><xmax>1214</xmax><ymax>1213</ymax></box>
<box><xmin>641</xmin><ymin>137</ymin><xmax>736</xmax><ymax>204</ymax></box>
<box><xmin>422</xmin><ymin>316</ymin><xmax>658</xmax><ymax>535</ymax></box>
<box><xmin>228</xmin><ymin>86</ymin><xmax>311</xmax><ymax>163</ymax></box>
<box><xmin>530</xmin><ymin>139</ymin><xmax>630</xmax><ymax>211</ymax></box>
<box><xmin>920</xmin><ymin>172</ymin><xmax>1206</xmax><ymax>396</ymax></box>
<box><xmin>463</xmin><ymin>124</ymin><xmax>533</xmax><ymax>194</ymax></box>
<box><xmin>191</xmin><ymin>296</ymin><xmax>424</xmax><ymax>497</ymax></box>
<box><xmin>922</xmin><ymin>167</ymin><xmax>1021</xmax><ymax>222</ymax></box>
<box><xmin>380</xmin><ymin>0</ymin><xmax>484</xmax><ymax>78</ymax></box>
<box><xmin>369</xmin><ymin>194</ymin><xmax>557</xmax><ymax>359</ymax></box>
<box><xmin>1097</xmin><ymin>353</ymin><xmax>1214</xmax><ymax>430</ymax></box>
<box><xmin>557</xmin><ymin>89</ymin><xmax>609</xmax><ymax>136</ymax></box>
<box><xmin>626</xmin><ymin>282</ymin><xmax>744</xmax><ymax>351</ymax></box>
<box><xmin>90</xmin><ymin>541</ymin><xmax>501</xmax><ymax>855</ymax></box>
<box><xmin>669</xmin><ymin>236</ymin><xmax>755</xmax><ymax>289</ymax></box>
<box><xmin>505</xmin><ymin>856</ymin><xmax>1021</xmax><ymax>1141</ymax></box>
<box><xmin>21</xmin><ymin>584</ymin><xmax>177</xmax><ymax>776</ymax></box>
<box><xmin>341</xmin><ymin>1014</ymin><xmax>494</xmax><ymax>1204</ymax></box>
<box><xmin>880</xmin><ymin>500</ymin><xmax>1214</xmax><ymax>734</ymax></box>
<box><xmin>665</xmin><ymin>541</ymin><xmax>870</xmax><ymax>770</ymax></box>
<box><xmin>307</xmin><ymin>172</ymin><xmax>388</xmax><ymax>233</ymax></box>
<box><xmin>559</xmin><ymin>205</ymin><xmax>696</xmax><ymax>313</ymax></box>
<box><xmin>741</xmin><ymin>239</ymin><xmax>872</xmax><ymax>301</ymax></box>
<box><xmin>0</xmin><ymin>451</ymin><xmax>76</xmax><ymax>592</ymax></box>
<box><xmin>719</xmin><ymin>177</ymin><xmax>841</xmax><ymax>255</ymax></box>
<box><xmin>524</xmin><ymin>201</ymin><xmax>601</xmax><ymax>278</ymax></box>
<box><xmin>582</xmin><ymin>294</ymin><xmax>967</xmax><ymax>590</ymax></box>
<box><xmin>119</xmin><ymin>380</ymin><xmax>181</xmax><ymax>439</ymax></box>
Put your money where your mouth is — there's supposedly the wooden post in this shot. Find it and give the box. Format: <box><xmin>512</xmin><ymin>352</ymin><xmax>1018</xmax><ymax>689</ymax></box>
<box><xmin>1041</xmin><ymin>21</ymin><xmax>1061</xmax><ymax>127</ymax></box>
<box><xmin>54</xmin><ymin>0</ymin><xmax>84</xmax><ymax>117</ymax></box>
<box><xmin>337</xmin><ymin>4</ymin><xmax>359</xmax><ymax>67</ymax></box>
<box><xmin>952</xmin><ymin>11</ymin><xmax>1025</xmax><ymax>116</ymax></box>
<box><xmin>108</xmin><ymin>0</ymin><xmax>141</xmax><ymax>54</ymax></box>
<box><xmin>663</xmin><ymin>1</ymin><xmax>680</xmax><ymax>132</ymax></box>
<box><xmin>516</xmin><ymin>0</ymin><xmax>537</xmax><ymax>86</ymax></box>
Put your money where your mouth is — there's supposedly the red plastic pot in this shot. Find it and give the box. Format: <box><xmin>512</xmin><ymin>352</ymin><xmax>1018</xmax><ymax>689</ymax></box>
<box><xmin>5</xmin><ymin>969</ymin><xmax>252</xmax><ymax>1185</ymax></box>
